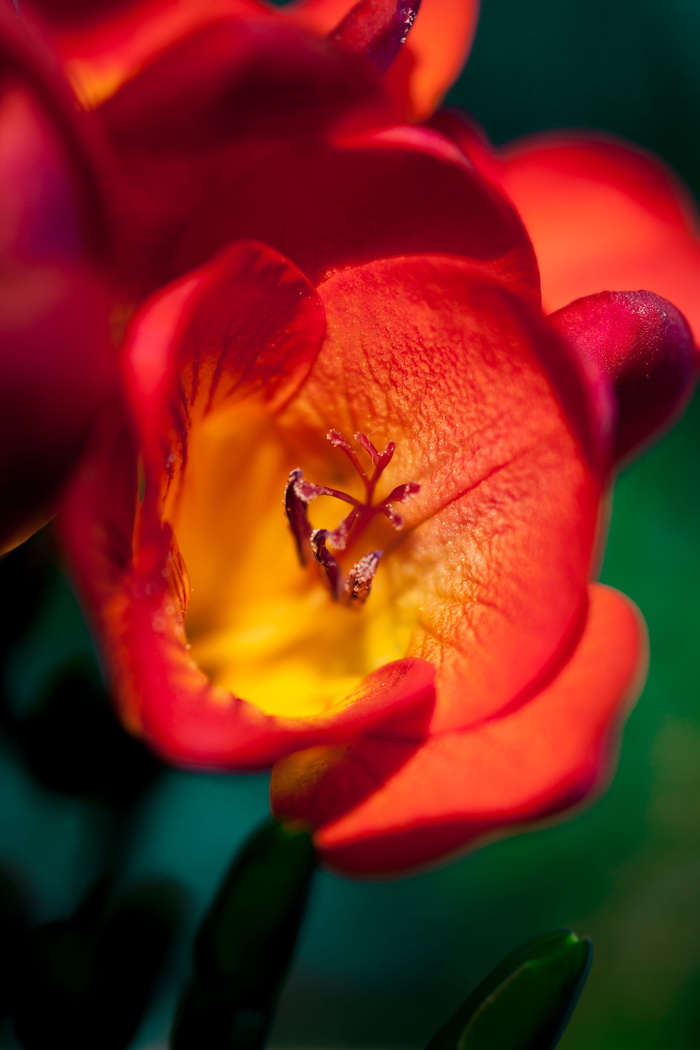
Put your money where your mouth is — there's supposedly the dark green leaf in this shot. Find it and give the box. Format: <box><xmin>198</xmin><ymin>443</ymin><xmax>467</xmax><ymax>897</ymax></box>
<box><xmin>426</xmin><ymin>929</ymin><xmax>592</xmax><ymax>1050</ymax></box>
<box><xmin>171</xmin><ymin>819</ymin><xmax>315</xmax><ymax>1050</ymax></box>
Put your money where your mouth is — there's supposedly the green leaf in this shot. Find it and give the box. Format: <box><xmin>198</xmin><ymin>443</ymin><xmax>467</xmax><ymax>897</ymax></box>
<box><xmin>426</xmin><ymin>929</ymin><xmax>592</xmax><ymax>1050</ymax></box>
<box><xmin>171</xmin><ymin>819</ymin><xmax>315</xmax><ymax>1050</ymax></box>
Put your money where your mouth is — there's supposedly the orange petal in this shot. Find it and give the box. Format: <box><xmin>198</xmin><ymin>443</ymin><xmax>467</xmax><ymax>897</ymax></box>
<box><xmin>274</xmin><ymin>256</ymin><xmax>606</xmax><ymax>730</ymax></box>
<box><xmin>498</xmin><ymin>132</ymin><xmax>700</xmax><ymax>339</ymax></box>
<box><xmin>288</xmin><ymin>0</ymin><xmax>480</xmax><ymax>118</ymax></box>
<box><xmin>121</xmin><ymin>239</ymin><xmax>326</xmax><ymax>488</ymax></box>
<box><xmin>271</xmin><ymin>583</ymin><xmax>647</xmax><ymax>875</ymax></box>
<box><xmin>62</xmin><ymin>242</ymin><xmax>437</xmax><ymax>767</ymax></box>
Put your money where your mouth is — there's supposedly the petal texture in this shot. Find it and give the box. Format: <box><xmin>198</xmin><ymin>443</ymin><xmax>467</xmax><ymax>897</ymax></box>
<box><xmin>272</xmin><ymin>256</ymin><xmax>605</xmax><ymax>733</ymax></box>
<box><xmin>271</xmin><ymin>583</ymin><xmax>647</xmax><ymax>875</ymax></box>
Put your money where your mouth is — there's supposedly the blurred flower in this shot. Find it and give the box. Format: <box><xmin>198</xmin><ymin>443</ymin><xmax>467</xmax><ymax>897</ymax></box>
<box><xmin>30</xmin><ymin>0</ymin><xmax>480</xmax><ymax>118</ymax></box>
<box><xmin>34</xmin><ymin>0</ymin><xmax>695</xmax><ymax>873</ymax></box>
<box><xmin>0</xmin><ymin>4</ymin><xmax>114</xmax><ymax>553</ymax></box>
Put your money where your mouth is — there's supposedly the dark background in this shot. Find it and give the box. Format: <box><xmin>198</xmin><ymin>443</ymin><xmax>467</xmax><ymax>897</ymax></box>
<box><xmin>3</xmin><ymin>1</ymin><xmax>700</xmax><ymax>1047</ymax></box>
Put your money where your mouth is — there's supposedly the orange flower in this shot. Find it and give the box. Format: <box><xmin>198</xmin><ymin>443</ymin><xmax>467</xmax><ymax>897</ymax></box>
<box><xmin>63</xmin><ymin>219</ymin><xmax>649</xmax><ymax>874</ymax></box>
<box><xmin>42</xmin><ymin>0</ymin><xmax>692</xmax><ymax>874</ymax></box>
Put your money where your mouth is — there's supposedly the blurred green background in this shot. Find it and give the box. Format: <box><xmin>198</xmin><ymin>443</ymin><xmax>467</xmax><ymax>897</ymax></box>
<box><xmin>3</xmin><ymin>0</ymin><xmax>700</xmax><ymax>1047</ymax></box>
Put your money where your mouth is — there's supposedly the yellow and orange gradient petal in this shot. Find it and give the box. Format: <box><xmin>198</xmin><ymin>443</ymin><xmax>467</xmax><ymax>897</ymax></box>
<box><xmin>272</xmin><ymin>583</ymin><xmax>646</xmax><ymax>874</ymax></box>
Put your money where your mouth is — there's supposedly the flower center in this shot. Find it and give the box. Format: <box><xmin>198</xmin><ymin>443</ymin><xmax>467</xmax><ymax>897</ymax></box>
<box><xmin>285</xmin><ymin>430</ymin><xmax>420</xmax><ymax>607</ymax></box>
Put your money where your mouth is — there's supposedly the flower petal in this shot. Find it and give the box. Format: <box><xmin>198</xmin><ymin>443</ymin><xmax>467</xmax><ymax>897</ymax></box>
<box><xmin>63</xmin><ymin>241</ymin><xmax>436</xmax><ymax>767</ymax></box>
<box><xmin>0</xmin><ymin>4</ymin><xmax>113</xmax><ymax>552</ymax></box>
<box><xmin>289</xmin><ymin>0</ymin><xmax>480</xmax><ymax>118</ymax></box>
<box><xmin>497</xmin><ymin>133</ymin><xmax>700</xmax><ymax>338</ymax></box>
<box><xmin>122</xmin><ymin>240</ymin><xmax>327</xmax><ymax>487</ymax></box>
<box><xmin>328</xmin><ymin>0</ymin><xmax>422</xmax><ymax>75</ymax></box>
<box><xmin>274</xmin><ymin>256</ymin><xmax>607</xmax><ymax>730</ymax></box>
<box><xmin>32</xmin><ymin>0</ymin><xmax>271</xmax><ymax>108</ymax></box>
<box><xmin>144</xmin><ymin>124</ymin><xmax>539</xmax><ymax>299</ymax></box>
<box><xmin>271</xmin><ymin>583</ymin><xmax>647</xmax><ymax>875</ymax></box>
<box><xmin>97</xmin><ymin>16</ymin><xmax>397</xmax><ymax>293</ymax></box>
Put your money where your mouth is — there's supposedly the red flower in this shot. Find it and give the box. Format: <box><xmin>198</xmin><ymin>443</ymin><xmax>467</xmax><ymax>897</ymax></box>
<box><xmin>0</xmin><ymin>4</ymin><xmax>114</xmax><ymax>553</ymax></box>
<box><xmin>431</xmin><ymin>114</ymin><xmax>700</xmax><ymax>457</ymax></box>
<box><xmin>31</xmin><ymin>0</ymin><xmax>479</xmax><ymax>118</ymax></box>
<box><xmin>38</xmin><ymin>0</ymin><xmax>694</xmax><ymax>873</ymax></box>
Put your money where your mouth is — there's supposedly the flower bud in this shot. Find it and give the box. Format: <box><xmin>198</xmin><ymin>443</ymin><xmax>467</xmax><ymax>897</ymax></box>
<box><xmin>550</xmin><ymin>290</ymin><xmax>697</xmax><ymax>462</ymax></box>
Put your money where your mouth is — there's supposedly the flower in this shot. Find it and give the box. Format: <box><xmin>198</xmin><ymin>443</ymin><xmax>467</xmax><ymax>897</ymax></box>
<box><xmin>47</xmin><ymin>0</ymin><xmax>694</xmax><ymax>874</ymax></box>
<box><xmin>63</xmin><ymin>237</ymin><xmax>646</xmax><ymax>877</ymax></box>
<box><xmin>0</xmin><ymin>4</ymin><xmax>114</xmax><ymax>553</ymax></box>
<box><xmin>30</xmin><ymin>0</ymin><xmax>479</xmax><ymax>119</ymax></box>
<box><xmin>430</xmin><ymin>115</ymin><xmax>700</xmax><ymax>457</ymax></box>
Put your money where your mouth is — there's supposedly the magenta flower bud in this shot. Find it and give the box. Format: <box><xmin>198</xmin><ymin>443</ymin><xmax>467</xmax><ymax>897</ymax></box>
<box><xmin>550</xmin><ymin>290</ymin><xmax>698</xmax><ymax>463</ymax></box>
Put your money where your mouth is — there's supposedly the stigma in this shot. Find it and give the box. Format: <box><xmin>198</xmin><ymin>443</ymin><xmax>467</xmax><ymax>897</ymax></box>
<box><xmin>284</xmin><ymin>430</ymin><xmax>420</xmax><ymax>607</ymax></box>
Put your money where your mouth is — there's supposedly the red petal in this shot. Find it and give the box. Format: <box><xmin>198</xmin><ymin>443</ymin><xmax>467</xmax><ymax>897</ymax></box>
<box><xmin>0</xmin><ymin>264</ymin><xmax>112</xmax><ymax>552</ymax></box>
<box><xmin>121</xmin><ymin>120</ymin><xmax>538</xmax><ymax>300</ymax></box>
<box><xmin>0</xmin><ymin>5</ymin><xmax>114</xmax><ymax>552</ymax></box>
<box><xmin>498</xmin><ymin>133</ymin><xmax>700</xmax><ymax>339</ymax></box>
<box><xmin>289</xmin><ymin>0</ymin><xmax>480</xmax><ymax>118</ymax></box>
<box><xmin>328</xmin><ymin>0</ymin><xmax>422</xmax><ymax>75</ymax></box>
<box><xmin>551</xmin><ymin>290</ymin><xmax>698</xmax><ymax>463</ymax></box>
<box><xmin>122</xmin><ymin>240</ymin><xmax>327</xmax><ymax>487</ymax></box>
<box><xmin>33</xmin><ymin>0</ymin><xmax>271</xmax><ymax>107</ymax></box>
<box><xmin>271</xmin><ymin>583</ymin><xmax>646</xmax><ymax>875</ymax></box>
<box><xmin>97</xmin><ymin>16</ymin><xmax>396</xmax><ymax>292</ymax></box>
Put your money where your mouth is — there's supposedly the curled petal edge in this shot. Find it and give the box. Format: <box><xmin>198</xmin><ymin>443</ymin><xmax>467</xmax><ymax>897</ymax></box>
<box><xmin>271</xmin><ymin>583</ymin><xmax>647</xmax><ymax>875</ymax></box>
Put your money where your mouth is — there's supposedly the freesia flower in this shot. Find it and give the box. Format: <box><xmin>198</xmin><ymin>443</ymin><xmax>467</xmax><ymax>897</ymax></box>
<box><xmin>0</xmin><ymin>3</ymin><xmax>114</xmax><ymax>553</ymax></box>
<box><xmin>43</xmin><ymin>0</ymin><xmax>694</xmax><ymax>874</ymax></box>
<box><xmin>30</xmin><ymin>0</ymin><xmax>479</xmax><ymax>119</ymax></box>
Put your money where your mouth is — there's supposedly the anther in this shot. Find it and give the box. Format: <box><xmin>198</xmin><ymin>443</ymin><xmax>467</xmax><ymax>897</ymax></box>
<box><xmin>311</xmin><ymin>529</ymin><xmax>343</xmax><ymax>601</ymax></box>
<box><xmin>285</xmin><ymin>469</ymin><xmax>312</xmax><ymax>566</ymax></box>
<box><xmin>345</xmin><ymin>550</ymin><xmax>382</xmax><ymax>605</ymax></box>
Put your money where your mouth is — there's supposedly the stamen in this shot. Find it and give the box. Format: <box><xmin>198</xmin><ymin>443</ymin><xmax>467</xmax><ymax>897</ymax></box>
<box><xmin>284</xmin><ymin>469</ymin><xmax>312</xmax><ymax>566</ymax></box>
<box><xmin>311</xmin><ymin>529</ymin><xmax>343</xmax><ymax>600</ymax></box>
<box><xmin>284</xmin><ymin>430</ymin><xmax>420</xmax><ymax>605</ymax></box>
<box><xmin>354</xmin><ymin>431</ymin><xmax>382</xmax><ymax>465</ymax></box>
<box><xmin>327</xmin><ymin>430</ymin><xmax>367</xmax><ymax>478</ymax></box>
<box><xmin>327</xmin><ymin>505</ymin><xmax>361</xmax><ymax>551</ymax></box>
<box><xmin>345</xmin><ymin>550</ymin><xmax>382</xmax><ymax>606</ymax></box>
